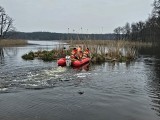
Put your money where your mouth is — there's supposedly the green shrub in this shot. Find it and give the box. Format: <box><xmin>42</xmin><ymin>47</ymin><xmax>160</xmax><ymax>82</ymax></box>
<box><xmin>22</xmin><ymin>51</ymin><xmax>34</xmax><ymax>60</ymax></box>
<box><xmin>41</xmin><ymin>52</ymin><xmax>54</xmax><ymax>61</ymax></box>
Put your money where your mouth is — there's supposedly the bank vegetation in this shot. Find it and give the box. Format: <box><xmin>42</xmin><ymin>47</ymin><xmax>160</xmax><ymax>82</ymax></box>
<box><xmin>113</xmin><ymin>0</ymin><xmax>160</xmax><ymax>44</ymax></box>
<box><xmin>22</xmin><ymin>40</ymin><xmax>152</xmax><ymax>63</ymax></box>
<box><xmin>0</xmin><ymin>39</ymin><xmax>28</xmax><ymax>47</ymax></box>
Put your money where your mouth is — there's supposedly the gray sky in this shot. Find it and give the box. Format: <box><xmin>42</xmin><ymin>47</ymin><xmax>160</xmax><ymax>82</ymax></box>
<box><xmin>1</xmin><ymin>0</ymin><xmax>154</xmax><ymax>33</ymax></box>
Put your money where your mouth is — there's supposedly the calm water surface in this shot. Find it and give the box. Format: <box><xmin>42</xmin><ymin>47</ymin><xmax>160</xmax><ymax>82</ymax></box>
<box><xmin>0</xmin><ymin>40</ymin><xmax>160</xmax><ymax>120</ymax></box>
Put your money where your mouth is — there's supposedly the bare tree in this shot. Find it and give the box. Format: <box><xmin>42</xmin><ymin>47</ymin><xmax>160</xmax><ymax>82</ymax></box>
<box><xmin>113</xmin><ymin>0</ymin><xmax>160</xmax><ymax>43</ymax></box>
<box><xmin>0</xmin><ymin>6</ymin><xmax>14</xmax><ymax>40</ymax></box>
<box><xmin>152</xmin><ymin>0</ymin><xmax>160</xmax><ymax>18</ymax></box>
<box><xmin>124</xmin><ymin>22</ymin><xmax>131</xmax><ymax>40</ymax></box>
<box><xmin>114</xmin><ymin>27</ymin><xmax>122</xmax><ymax>40</ymax></box>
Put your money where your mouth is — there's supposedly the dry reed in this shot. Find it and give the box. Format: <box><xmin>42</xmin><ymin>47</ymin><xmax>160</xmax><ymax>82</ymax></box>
<box><xmin>66</xmin><ymin>39</ymin><xmax>150</xmax><ymax>62</ymax></box>
<box><xmin>0</xmin><ymin>39</ymin><xmax>28</xmax><ymax>47</ymax></box>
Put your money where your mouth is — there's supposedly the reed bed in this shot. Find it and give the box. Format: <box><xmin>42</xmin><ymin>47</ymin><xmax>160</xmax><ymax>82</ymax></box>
<box><xmin>66</xmin><ymin>40</ymin><xmax>152</xmax><ymax>48</ymax></box>
<box><xmin>66</xmin><ymin>39</ymin><xmax>149</xmax><ymax>62</ymax></box>
<box><xmin>22</xmin><ymin>39</ymin><xmax>151</xmax><ymax>63</ymax></box>
<box><xmin>0</xmin><ymin>39</ymin><xmax>28</xmax><ymax>47</ymax></box>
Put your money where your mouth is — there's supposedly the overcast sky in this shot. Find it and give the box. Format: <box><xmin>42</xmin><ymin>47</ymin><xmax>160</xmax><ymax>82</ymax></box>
<box><xmin>1</xmin><ymin>0</ymin><xmax>154</xmax><ymax>33</ymax></box>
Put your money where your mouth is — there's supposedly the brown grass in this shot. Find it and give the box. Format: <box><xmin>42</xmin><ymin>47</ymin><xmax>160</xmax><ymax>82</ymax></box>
<box><xmin>65</xmin><ymin>39</ymin><xmax>151</xmax><ymax>62</ymax></box>
<box><xmin>22</xmin><ymin>39</ymin><xmax>152</xmax><ymax>62</ymax></box>
<box><xmin>66</xmin><ymin>39</ymin><xmax>152</xmax><ymax>47</ymax></box>
<box><xmin>0</xmin><ymin>39</ymin><xmax>28</xmax><ymax>47</ymax></box>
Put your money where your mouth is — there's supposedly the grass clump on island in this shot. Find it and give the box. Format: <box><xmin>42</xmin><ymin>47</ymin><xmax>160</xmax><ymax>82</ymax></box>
<box><xmin>21</xmin><ymin>39</ymin><xmax>151</xmax><ymax>63</ymax></box>
<box><xmin>22</xmin><ymin>49</ymin><xmax>71</xmax><ymax>61</ymax></box>
<box><xmin>0</xmin><ymin>39</ymin><xmax>28</xmax><ymax>47</ymax></box>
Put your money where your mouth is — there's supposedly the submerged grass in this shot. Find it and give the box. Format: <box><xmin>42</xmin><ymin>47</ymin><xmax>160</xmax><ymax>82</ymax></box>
<box><xmin>0</xmin><ymin>39</ymin><xmax>28</xmax><ymax>47</ymax></box>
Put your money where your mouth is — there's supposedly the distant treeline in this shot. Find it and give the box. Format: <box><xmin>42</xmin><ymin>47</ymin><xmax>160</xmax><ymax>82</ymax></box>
<box><xmin>113</xmin><ymin>0</ymin><xmax>160</xmax><ymax>44</ymax></box>
<box><xmin>7</xmin><ymin>32</ymin><xmax>116</xmax><ymax>40</ymax></box>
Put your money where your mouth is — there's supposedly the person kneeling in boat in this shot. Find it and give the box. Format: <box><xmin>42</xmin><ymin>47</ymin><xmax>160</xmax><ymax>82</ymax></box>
<box><xmin>78</xmin><ymin>51</ymin><xmax>83</xmax><ymax>60</ymax></box>
<box><xmin>83</xmin><ymin>48</ymin><xmax>90</xmax><ymax>58</ymax></box>
<box><xmin>70</xmin><ymin>48</ymin><xmax>78</xmax><ymax>60</ymax></box>
<box><xmin>77</xmin><ymin>46</ymin><xmax>83</xmax><ymax>60</ymax></box>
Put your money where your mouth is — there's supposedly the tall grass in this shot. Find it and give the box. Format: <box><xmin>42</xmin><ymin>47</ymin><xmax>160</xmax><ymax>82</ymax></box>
<box><xmin>22</xmin><ymin>39</ymin><xmax>152</xmax><ymax>62</ymax></box>
<box><xmin>66</xmin><ymin>40</ymin><xmax>152</xmax><ymax>47</ymax></box>
<box><xmin>0</xmin><ymin>39</ymin><xmax>28</xmax><ymax>47</ymax></box>
<box><xmin>66</xmin><ymin>39</ymin><xmax>152</xmax><ymax>62</ymax></box>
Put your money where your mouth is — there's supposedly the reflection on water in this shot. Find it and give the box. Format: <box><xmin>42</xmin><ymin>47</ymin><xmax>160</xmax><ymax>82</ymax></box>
<box><xmin>0</xmin><ymin>47</ymin><xmax>18</xmax><ymax>58</ymax></box>
<box><xmin>0</xmin><ymin>47</ymin><xmax>4</xmax><ymax>58</ymax></box>
<box><xmin>144</xmin><ymin>57</ymin><xmax>160</xmax><ymax>116</ymax></box>
<box><xmin>0</xmin><ymin>48</ymin><xmax>4</xmax><ymax>65</ymax></box>
<box><xmin>0</xmin><ymin>41</ymin><xmax>160</xmax><ymax>120</ymax></box>
<box><xmin>0</xmin><ymin>57</ymin><xmax>4</xmax><ymax>65</ymax></box>
<box><xmin>138</xmin><ymin>47</ymin><xmax>160</xmax><ymax>116</ymax></box>
<box><xmin>4</xmin><ymin>47</ymin><xmax>18</xmax><ymax>57</ymax></box>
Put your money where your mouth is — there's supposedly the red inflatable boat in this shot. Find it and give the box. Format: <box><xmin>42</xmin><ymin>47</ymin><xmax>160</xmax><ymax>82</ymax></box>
<box><xmin>57</xmin><ymin>57</ymin><xmax>90</xmax><ymax>67</ymax></box>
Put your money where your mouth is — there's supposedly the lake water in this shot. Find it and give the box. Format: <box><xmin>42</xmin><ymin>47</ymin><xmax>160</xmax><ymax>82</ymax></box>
<box><xmin>0</xmin><ymin>40</ymin><xmax>160</xmax><ymax>120</ymax></box>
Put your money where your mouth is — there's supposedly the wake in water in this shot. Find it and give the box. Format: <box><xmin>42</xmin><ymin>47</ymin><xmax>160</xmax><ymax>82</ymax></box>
<box><xmin>14</xmin><ymin>66</ymin><xmax>69</xmax><ymax>89</ymax></box>
<box><xmin>0</xmin><ymin>66</ymin><xmax>91</xmax><ymax>92</ymax></box>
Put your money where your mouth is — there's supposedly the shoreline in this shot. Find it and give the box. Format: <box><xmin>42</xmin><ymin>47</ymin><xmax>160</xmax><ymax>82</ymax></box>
<box><xmin>0</xmin><ymin>39</ymin><xmax>28</xmax><ymax>47</ymax></box>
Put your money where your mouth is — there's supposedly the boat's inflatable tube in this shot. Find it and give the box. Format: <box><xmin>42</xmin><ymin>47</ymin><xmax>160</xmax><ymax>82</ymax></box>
<box><xmin>57</xmin><ymin>57</ymin><xmax>90</xmax><ymax>67</ymax></box>
<box><xmin>71</xmin><ymin>58</ymin><xmax>90</xmax><ymax>67</ymax></box>
<box><xmin>57</xmin><ymin>58</ymin><xmax>66</xmax><ymax>66</ymax></box>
